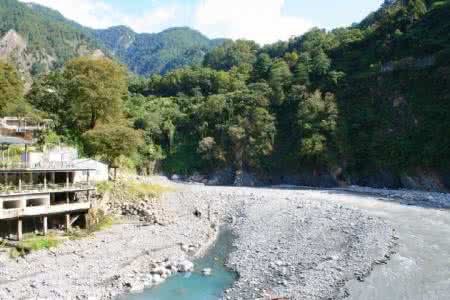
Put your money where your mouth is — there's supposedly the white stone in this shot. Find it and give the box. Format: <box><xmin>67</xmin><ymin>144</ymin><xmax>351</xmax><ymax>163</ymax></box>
<box><xmin>202</xmin><ymin>268</ymin><xmax>212</xmax><ymax>276</ymax></box>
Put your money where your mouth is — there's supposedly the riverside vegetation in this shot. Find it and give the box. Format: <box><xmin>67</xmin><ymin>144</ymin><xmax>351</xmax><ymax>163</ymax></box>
<box><xmin>1</xmin><ymin>0</ymin><xmax>449</xmax><ymax>189</ymax></box>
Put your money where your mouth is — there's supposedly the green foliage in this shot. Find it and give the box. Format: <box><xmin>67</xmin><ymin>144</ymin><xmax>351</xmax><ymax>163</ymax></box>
<box><xmin>64</xmin><ymin>57</ymin><xmax>128</xmax><ymax>131</ymax></box>
<box><xmin>21</xmin><ymin>0</ymin><xmax>450</xmax><ymax>181</ymax></box>
<box><xmin>96</xmin><ymin>181</ymin><xmax>113</xmax><ymax>194</ymax></box>
<box><xmin>297</xmin><ymin>90</ymin><xmax>338</xmax><ymax>166</ymax></box>
<box><xmin>0</xmin><ymin>0</ymin><xmax>98</xmax><ymax>69</ymax></box>
<box><xmin>27</xmin><ymin>71</ymin><xmax>69</xmax><ymax>132</ymax></box>
<box><xmin>0</xmin><ymin>60</ymin><xmax>26</xmax><ymax>116</ymax></box>
<box><xmin>203</xmin><ymin>40</ymin><xmax>259</xmax><ymax>71</ymax></box>
<box><xmin>82</xmin><ymin>123</ymin><xmax>144</xmax><ymax>166</ymax></box>
<box><xmin>19</xmin><ymin>234</ymin><xmax>61</xmax><ymax>251</ymax></box>
<box><xmin>95</xmin><ymin>26</ymin><xmax>224</xmax><ymax>76</ymax></box>
<box><xmin>269</xmin><ymin>59</ymin><xmax>292</xmax><ymax>105</ymax></box>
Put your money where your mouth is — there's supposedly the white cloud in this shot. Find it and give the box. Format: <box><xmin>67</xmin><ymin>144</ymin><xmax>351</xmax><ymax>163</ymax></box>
<box><xmin>20</xmin><ymin>0</ymin><xmax>121</xmax><ymax>29</ymax></box>
<box><xmin>20</xmin><ymin>0</ymin><xmax>315</xmax><ymax>45</ymax></box>
<box><xmin>193</xmin><ymin>0</ymin><xmax>314</xmax><ymax>45</ymax></box>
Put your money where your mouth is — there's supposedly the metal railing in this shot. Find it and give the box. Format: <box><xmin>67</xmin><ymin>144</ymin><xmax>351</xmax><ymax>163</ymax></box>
<box><xmin>0</xmin><ymin>161</ymin><xmax>77</xmax><ymax>170</ymax></box>
<box><xmin>0</xmin><ymin>182</ymin><xmax>95</xmax><ymax>195</ymax></box>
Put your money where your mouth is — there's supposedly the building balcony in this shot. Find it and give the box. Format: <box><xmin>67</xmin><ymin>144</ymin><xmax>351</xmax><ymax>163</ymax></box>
<box><xmin>0</xmin><ymin>182</ymin><xmax>95</xmax><ymax>197</ymax></box>
<box><xmin>0</xmin><ymin>202</ymin><xmax>91</xmax><ymax>220</ymax></box>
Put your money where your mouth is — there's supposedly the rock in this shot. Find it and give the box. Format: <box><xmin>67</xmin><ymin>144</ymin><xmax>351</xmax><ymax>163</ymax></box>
<box><xmin>171</xmin><ymin>174</ymin><xmax>181</xmax><ymax>181</ymax></box>
<box><xmin>151</xmin><ymin>274</ymin><xmax>164</xmax><ymax>284</ymax></box>
<box><xmin>193</xmin><ymin>209</ymin><xmax>202</xmax><ymax>218</ymax></box>
<box><xmin>202</xmin><ymin>268</ymin><xmax>212</xmax><ymax>276</ymax></box>
<box><xmin>129</xmin><ymin>282</ymin><xmax>145</xmax><ymax>293</ymax></box>
<box><xmin>177</xmin><ymin>260</ymin><xmax>194</xmax><ymax>272</ymax></box>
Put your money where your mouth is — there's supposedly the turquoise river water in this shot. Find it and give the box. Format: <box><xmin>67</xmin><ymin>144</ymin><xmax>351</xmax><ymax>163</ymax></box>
<box><xmin>120</xmin><ymin>230</ymin><xmax>238</xmax><ymax>300</ymax></box>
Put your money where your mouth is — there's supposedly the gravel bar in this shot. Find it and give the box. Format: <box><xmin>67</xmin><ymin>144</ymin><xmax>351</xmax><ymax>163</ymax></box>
<box><xmin>0</xmin><ymin>183</ymin><xmax>400</xmax><ymax>300</ymax></box>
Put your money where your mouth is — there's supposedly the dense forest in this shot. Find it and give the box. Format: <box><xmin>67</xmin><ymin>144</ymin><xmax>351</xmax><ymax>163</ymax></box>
<box><xmin>1</xmin><ymin>0</ymin><xmax>449</xmax><ymax>189</ymax></box>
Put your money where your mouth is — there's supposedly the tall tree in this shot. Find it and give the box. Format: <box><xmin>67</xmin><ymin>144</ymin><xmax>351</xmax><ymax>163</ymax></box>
<box><xmin>269</xmin><ymin>59</ymin><xmax>292</xmax><ymax>105</ymax></box>
<box><xmin>0</xmin><ymin>60</ymin><xmax>25</xmax><ymax>116</ymax></box>
<box><xmin>63</xmin><ymin>57</ymin><xmax>128</xmax><ymax>131</ymax></box>
<box><xmin>82</xmin><ymin>123</ymin><xmax>144</xmax><ymax>166</ymax></box>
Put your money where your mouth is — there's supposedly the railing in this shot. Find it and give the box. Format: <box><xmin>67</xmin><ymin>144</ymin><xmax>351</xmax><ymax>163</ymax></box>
<box><xmin>0</xmin><ymin>161</ymin><xmax>76</xmax><ymax>170</ymax></box>
<box><xmin>0</xmin><ymin>182</ymin><xmax>95</xmax><ymax>195</ymax></box>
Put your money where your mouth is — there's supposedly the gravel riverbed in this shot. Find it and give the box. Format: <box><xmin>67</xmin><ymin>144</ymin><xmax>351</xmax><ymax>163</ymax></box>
<box><xmin>1</xmin><ymin>182</ymin><xmax>433</xmax><ymax>300</ymax></box>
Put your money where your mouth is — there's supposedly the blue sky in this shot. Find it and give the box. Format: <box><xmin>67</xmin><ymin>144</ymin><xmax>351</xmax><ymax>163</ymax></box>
<box><xmin>22</xmin><ymin>0</ymin><xmax>384</xmax><ymax>44</ymax></box>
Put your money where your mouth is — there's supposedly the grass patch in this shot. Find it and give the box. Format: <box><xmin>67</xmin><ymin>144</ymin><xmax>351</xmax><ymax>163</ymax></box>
<box><xmin>18</xmin><ymin>234</ymin><xmax>61</xmax><ymax>251</ymax></box>
<box><xmin>96</xmin><ymin>181</ymin><xmax>113</xmax><ymax>194</ymax></box>
<box><xmin>9</xmin><ymin>248</ymin><xmax>25</xmax><ymax>259</ymax></box>
<box><xmin>125</xmin><ymin>181</ymin><xmax>172</xmax><ymax>199</ymax></box>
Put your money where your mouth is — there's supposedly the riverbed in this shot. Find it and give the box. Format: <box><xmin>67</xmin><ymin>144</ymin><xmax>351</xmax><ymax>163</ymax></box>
<box><xmin>0</xmin><ymin>183</ymin><xmax>448</xmax><ymax>299</ymax></box>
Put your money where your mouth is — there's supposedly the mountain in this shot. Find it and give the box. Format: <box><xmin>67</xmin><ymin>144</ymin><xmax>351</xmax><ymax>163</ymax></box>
<box><xmin>0</xmin><ymin>0</ymin><xmax>101</xmax><ymax>85</ymax></box>
<box><xmin>0</xmin><ymin>0</ymin><xmax>225</xmax><ymax>81</ymax></box>
<box><xmin>93</xmin><ymin>26</ymin><xmax>226</xmax><ymax>75</ymax></box>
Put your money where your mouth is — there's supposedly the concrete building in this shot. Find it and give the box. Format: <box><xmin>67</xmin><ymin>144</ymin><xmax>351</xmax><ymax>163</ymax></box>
<box><xmin>73</xmin><ymin>159</ymin><xmax>109</xmax><ymax>182</ymax></box>
<box><xmin>0</xmin><ymin>117</ymin><xmax>51</xmax><ymax>142</ymax></box>
<box><xmin>0</xmin><ymin>124</ymin><xmax>95</xmax><ymax>241</ymax></box>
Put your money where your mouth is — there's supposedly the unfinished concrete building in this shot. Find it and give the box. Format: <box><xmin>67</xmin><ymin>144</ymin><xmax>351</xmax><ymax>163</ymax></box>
<box><xmin>0</xmin><ymin>121</ymin><xmax>95</xmax><ymax>241</ymax></box>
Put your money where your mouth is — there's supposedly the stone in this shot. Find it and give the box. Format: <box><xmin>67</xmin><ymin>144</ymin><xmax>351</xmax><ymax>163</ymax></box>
<box><xmin>177</xmin><ymin>260</ymin><xmax>194</xmax><ymax>272</ymax></box>
<box><xmin>129</xmin><ymin>282</ymin><xmax>145</xmax><ymax>293</ymax></box>
<box><xmin>151</xmin><ymin>274</ymin><xmax>163</xmax><ymax>284</ymax></box>
<box><xmin>202</xmin><ymin>268</ymin><xmax>212</xmax><ymax>276</ymax></box>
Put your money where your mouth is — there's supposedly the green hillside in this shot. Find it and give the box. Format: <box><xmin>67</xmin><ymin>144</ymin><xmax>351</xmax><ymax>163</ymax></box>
<box><xmin>94</xmin><ymin>26</ymin><xmax>225</xmax><ymax>75</ymax></box>
<box><xmin>0</xmin><ymin>0</ymin><xmax>224</xmax><ymax>78</ymax></box>
<box><xmin>0</xmin><ymin>0</ymin><xmax>98</xmax><ymax>69</ymax></box>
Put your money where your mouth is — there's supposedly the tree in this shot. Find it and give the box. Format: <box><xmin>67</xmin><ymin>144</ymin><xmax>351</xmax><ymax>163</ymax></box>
<box><xmin>0</xmin><ymin>60</ymin><xmax>25</xmax><ymax>116</ymax></box>
<box><xmin>197</xmin><ymin>136</ymin><xmax>225</xmax><ymax>168</ymax></box>
<box><xmin>252</xmin><ymin>53</ymin><xmax>272</xmax><ymax>81</ymax></box>
<box><xmin>82</xmin><ymin>123</ymin><xmax>144</xmax><ymax>166</ymax></box>
<box><xmin>27</xmin><ymin>71</ymin><xmax>70</xmax><ymax>131</ymax></box>
<box><xmin>63</xmin><ymin>57</ymin><xmax>128</xmax><ymax>131</ymax></box>
<box><xmin>297</xmin><ymin>90</ymin><xmax>338</xmax><ymax>166</ymax></box>
<box><xmin>227</xmin><ymin>88</ymin><xmax>276</xmax><ymax>170</ymax></box>
<box><xmin>269</xmin><ymin>59</ymin><xmax>292</xmax><ymax>105</ymax></box>
<box><xmin>203</xmin><ymin>40</ymin><xmax>259</xmax><ymax>71</ymax></box>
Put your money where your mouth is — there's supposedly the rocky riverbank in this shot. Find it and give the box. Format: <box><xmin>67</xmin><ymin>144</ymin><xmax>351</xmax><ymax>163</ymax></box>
<box><xmin>0</xmin><ymin>181</ymin><xmax>418</xmax><ymax>299</ymax></box>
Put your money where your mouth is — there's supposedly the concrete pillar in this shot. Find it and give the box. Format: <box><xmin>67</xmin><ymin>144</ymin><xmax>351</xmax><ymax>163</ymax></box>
<box><xmin>18</xmin><ymin>175</ymin><xmax>22</xmax><ymax>192</ymax></box>
<box><xmin>51</xmin><ymin>172</ymin><xmax>55</xmax><ymax>184</ymax></box>
<box><xmin>66</xmin><ymin>172</ymin><xmax>69</xmax><ymax>188</ymax></box>
<box><xmin>84</xmin><ymin>213</ymin><xmax>89</xmax><ymax>228</ymax></box>
<box><xmin>43</xmin><ymin>173</ymin><xmax>47</xmax><ymax>189</ymax></box>
<box><xmin>65</xmin><ymin>214</ymin><xmax>71</xmax><ymax>231</ymax></box>
<box><xmin>43</xmin><ymin>216</ymin><xmax>48</xmax><ymax>235</ymax></box>
<box><xmin>17</xmin><ymin>219</ymin><xmax>23</xmax><ymax>241</ymax></box>
<box><xmin>29</xmin><ymin>172</ymin><xmax>32</xmax><ymax>185</ymax></box>
<box><xmin>66</xmin><ymin>192</ymin><xmax>70</xmax><ymax>204</ymax></box>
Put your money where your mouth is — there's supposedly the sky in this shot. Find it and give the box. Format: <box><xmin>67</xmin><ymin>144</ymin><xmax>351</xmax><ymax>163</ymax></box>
<box><xmin>21</xmin><ymin>0</ymin><xmax>384</xmax><ymax>45</ymax></box>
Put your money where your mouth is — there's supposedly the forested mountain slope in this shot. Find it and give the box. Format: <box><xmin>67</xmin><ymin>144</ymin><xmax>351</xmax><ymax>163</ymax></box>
<box><xmin>0</xmin><ymin>0</ymin><xmax>101</xmax><ymax>84</ymax></box>
<box><xmin>0</xmin><ymin>0</ymin><xmax>225</xmax><ymax>81</ymax></box>
<box><xmin>121</xmin><ymin>0</ymin><xmax>450</xmax><ymax>190</ymax></box>
<box><xmin>94</xmin><ymin>26</ymin><xmax>226</xmax><ymax>75</ymax></box>
<box><xmin>3</xmin><ymin>0</ymin><xmax>449</xmax><ymax>191</ymax></box>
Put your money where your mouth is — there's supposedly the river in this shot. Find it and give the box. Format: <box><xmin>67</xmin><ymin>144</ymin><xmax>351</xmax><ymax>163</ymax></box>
<box><xmin>331</xmin><ymin>190</ymin><xmax>450</xmax><ymax>300</ymax></box>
